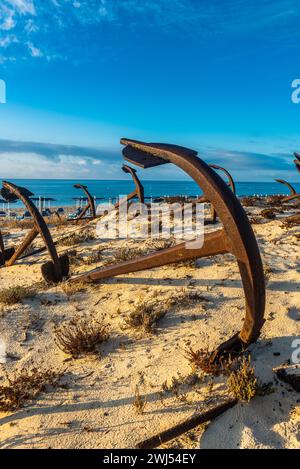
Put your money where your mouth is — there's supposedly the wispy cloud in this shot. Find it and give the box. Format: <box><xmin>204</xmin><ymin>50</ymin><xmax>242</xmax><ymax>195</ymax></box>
<box><xmin>0</xmin><ymin>0</ymin><xmax>299</xmax><ymax>63</ymax></box>
<box><xmin>0</xmin><ymin>138</ymin><xmax>298</xmax><ymax>181</ymax></box>
<box><xmin>0</xmin><ymin>139</ymin><xmax>121</xmax><ymax>178</ymax></box>
<box><xmin>0</xmin><ymin>138</ymin><xmax>119</xmax><ymax>162</ymax></box>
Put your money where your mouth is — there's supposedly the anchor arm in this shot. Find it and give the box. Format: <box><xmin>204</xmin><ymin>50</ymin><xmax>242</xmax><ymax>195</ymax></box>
<box><xmin>74</xmin><ymin>184</ymin><xmax>96</xmax><ymax>220</ymax></box>
<box><xmin>2</xmin><ymin>181</ymin><xmax>68</xmax><ymax>282</ymax></box>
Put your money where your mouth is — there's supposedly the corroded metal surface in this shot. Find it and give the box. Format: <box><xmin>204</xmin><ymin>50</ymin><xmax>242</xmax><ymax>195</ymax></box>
<box><xmin>275</xmin><ymin>179</ymin><xmax>297</xmax><ymax>196</ymax></box>
<box><xmin>275</xmin><ymin>153</ymin><xmax>300</xmax><ymax>203</ymax></box>
<box><xmin>73</xmin><ymin>184</ymin><xmax>96</xmax><ymax>221</ymax></box>
<box><xmin>71</xmin><ymin>138</ymin><xmax>265</xmax><ymax>359</ymax></box>
<box><xmin>294</xmin><ymin>152</ymin><xmax>300</xmax><ymax>173</ymax></box>
<box><xmin>209</xmin><ymin>164</ymin><xmax>236</xmax><ymax>224</ymax></box>
<box><xmin>275</xmin><ymin>178</ymin><xmax>300</xmax><ymax>202</ymax></box>
<box><xmin>0</xmin><ymin>230</ymin><xmax>15</xmax><ymax>267</ymax></box>
<box><xmin>121</xmin><ymin>165</ymin><xmax>145</xmax><ymax>204</ymax></box>
<box><xmin>0</xmin><ymin>181</ymin><xmax>69</xmax><ymax>283</ymax></box>
<box><xmin>113</xmin><ymin>165</ymin><xmax>145</xmax><ymax>210</ymax></box>
<box><xmin>136</xmin><ymin>398</ymin><xmax>238</xmax><ymax>448</ymax></box>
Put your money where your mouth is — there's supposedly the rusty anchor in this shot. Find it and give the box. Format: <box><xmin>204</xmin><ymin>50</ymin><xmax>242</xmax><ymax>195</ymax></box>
<box><xmin>275</xmin><ymin>179</ymin><xmax>300</xmax><ymax>203</ymax></box>
<box><xmin>14</xmin><ymin>165</ymin><xmax>145</xmax><ymax>263</ymax></box>
<box><xmin>294</xmin><ymin>152</ymin><xmax>300</xmax><ymax>173</ymax></box>
<box><xmin>69</xmin><ymin>138</ymin><xmax>265</xmax><ymax>361</ymax></box>
<box><xmin>0</xmin><ymin>181</ymin><xmax>69</xmax><ymax>283</ymax></box>
<box><xmin>69</xmin><ymin>164</ymin><xmax>144</xmax><ymax>222</ymax></box>
<box><xmin>275</xmin><ymin>152</ymin><xmax>300</xmax><ymax>203</ymax></box>
<box><xmin>208</xmin><ymin>164</ymin><xmax>236</xmax><ymax>224</ymax></box>
<box><xmin>118</xmin><ymin>164</ymin><xmax>145</xmax><ymax>206</ymax></box>
<box><xmin>73</xmin><ymin>184</ymin><xmax>96</xmax><ymax>222</ymax></box>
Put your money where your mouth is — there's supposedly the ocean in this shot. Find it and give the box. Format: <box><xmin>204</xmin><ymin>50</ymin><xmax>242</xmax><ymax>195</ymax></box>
<box><xmin>1</xmin><ymin>179</ymin><xmax>300</xmax><ymax>209</ymax></box>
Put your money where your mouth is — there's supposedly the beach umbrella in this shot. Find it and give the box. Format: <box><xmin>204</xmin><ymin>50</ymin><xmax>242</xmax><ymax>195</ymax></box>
<box><xmin>30</xmin><ymin>197</ymin><xmax>56</xmax><ymax>211</ymax></box>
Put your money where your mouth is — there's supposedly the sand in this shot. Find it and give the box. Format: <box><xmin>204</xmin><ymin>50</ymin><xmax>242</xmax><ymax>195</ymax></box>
<box><xmin>0</xmin><ymin>200</ymin><xmax>299</xmax><ymax>449</ymax></box>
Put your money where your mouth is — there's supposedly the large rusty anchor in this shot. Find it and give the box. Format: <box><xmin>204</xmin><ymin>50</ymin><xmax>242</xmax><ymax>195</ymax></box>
<box><xmin>73</xmin><ymin>184</ymin><xmax>96</xmax><ymax>222</ymax></box>
<box><xmin>118</xmin><ymin>164</ymin><xmax>145</xmax><ymax>206</ymax></box>
<box><xmin>275</xmin><ymin>179</ymin><xmax>299</xmax><ymax>202</ymax></box>
<box><xmin>294</xmin><ymin>152</ymin><xmax>300</xmax><ymax>173</ymax></box>
<box><xmin>69</xmin><ymin>138</ymin><xmax>265</xmax><ymax>361</ymax></box>
<box><xmin>0</xmin><ymin>181</ymin><xmax>69</xmax><ymax>283</ymax></box>
<box><xmin>275</xmin><ymin>152</ymin><xmax>300</xmax><ymax>203</ymax></box>
<box><xmin>14</xmin><ymin>166</ymin><xmax>145</xmax><ymax>264</ymax></box>
<box><xmin>71</xmin><ymin>165</ymin><xmax>144</xmax><ymax>222</ymax></box>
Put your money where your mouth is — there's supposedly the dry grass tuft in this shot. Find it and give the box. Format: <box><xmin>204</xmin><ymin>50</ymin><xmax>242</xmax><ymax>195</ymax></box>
<box><xmin>145</xmin><ymin>238</ymin><xmax>176</xmax><ymax>252</ymax></box>
<box><xmin>185</xmin><ymin>348</ymin><xmax>229</xmax><ymax>375</ymax></box>
<box><xmin>250</xmin><ymin>216</ymin><xmax>264</xmax><ymax>225</ymax></box>
<box><xmin>227</xmin><ymin>355</ymin><xmax>259</xmax><ymax>402</ymax></box>
<box><xmin>161</xmin><ymin>372</ymin><xmax>200</xmax><ymax>397</ymax></box>
<box><xmin>227</xmin><ymin>356</ymin><xmax>257</xmax><ymax>401</ymax></box>
<box><xmin>261</xmin><ymin>209</ymin><xmax>276</xmax><ymax>220</ymax></box>
<box><xmin>264</xmin><ymin>264</ymin><xmax>273</xmax><ymax>284</ymax></box>
<box><xmin>265</xmin><ymin>195</ymin><xmax>284</xmax><ymax>206</ymax></box>
<box><xmin>0</xmin><ymin>367</ymin><xmax>61</xmax><ymax>411</ymax></box>
<box><xmin>54</xmin><ymin>314</ymin><xmax>110</xmax><ymax>358</ymax></box>
<box><xmin>85</xmin><ymin>249</ymin><xmax>104</xmax><ymax>265</ymax></box>
<box><xmin>0</xmin><ymin>285</ymin><xmax>37</xmax><ymax>305</ymax></box>
<box><xmin>109</xmin><ymin>246</ymin><xmax>144</xmax><ymax>264</ymax></box>
<box><xmin>124</xmin><ymin>298</ymin><xmax>167</xmax><ymax>334</ymax></box>
<box><xmin>241</xmin><ymin>197</ymin><xmax>255</xmax><ymax>207</ymax></box>
<box><xmin>282</xmin><ymin>214</ymin><xmax>300</xmax><ymax>228</ymax></box>
<box><xmin>167</xmin><ymin>289</ymin><xmax>210</xmax><ymax>309</ymax></box>
<box><xmin>133</xmin><ymin>386</ymin><xmax>147</xmax><ymax>415</ymax></box>
<box><xmin>1</xmin><ymin>219</ymin><xmax>34</xmax><ymax>230</ymax></box>
<box><xmin>60</xmin><ymin>281</ymin><xmax>86</xmax><ymax>297</ymax></box>
<box><xmin>59</xmin><ymin>230</ymin><xmax>95</xmax><ymax>247</ymax></box>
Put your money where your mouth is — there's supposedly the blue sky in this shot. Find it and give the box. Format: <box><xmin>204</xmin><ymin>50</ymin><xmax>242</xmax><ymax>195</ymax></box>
<box><xmin>0</xmin><ymin>0</ymin><xmax>299</xmax><ymax>180</ymax></box>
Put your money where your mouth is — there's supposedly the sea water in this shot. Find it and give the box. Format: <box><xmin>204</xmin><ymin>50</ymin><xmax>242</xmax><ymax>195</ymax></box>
<box><xmin>1</xmin><ymin>179</ymin><xmax>300</xmax><ymax>208</ymax></box>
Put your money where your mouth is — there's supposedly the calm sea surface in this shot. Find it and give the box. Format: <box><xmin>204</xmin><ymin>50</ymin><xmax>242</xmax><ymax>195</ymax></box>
<box><xmin>1</xmin><ymin>179</ymin><xmax>300</xmax><ymax>208</ymax></box>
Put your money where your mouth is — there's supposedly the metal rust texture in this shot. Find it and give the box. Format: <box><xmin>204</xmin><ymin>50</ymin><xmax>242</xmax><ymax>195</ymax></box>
<box><xmin>112</xmin><ymin>164</ymin><xmax>145</xmax><ymax>211</ymax></box>
<box><xmin>208</xmin><ymin>164</ymin><xmax>236</xmax><ymax>224</ymax></box>
<box><xmin>294</xmin><ymin>152</ymin><xmax>300</xmax><ymax>173</ymax></box>
<box><xmin>275</xmin><ymin>179</ymin><xmax>300</xmax><ymax>203</ymax></box>
<box><xmin>274</xmin><ymin>152</ymin><xmax>300</xmax><ymax>203</ymax></box>
<box><xmin>70</xmin><ymin>138</ymin><xmax>265</xmax><ymax>360</ymax></box>
<box><xmin>275</xmin><ymin>179</ymin><xmax>297</xmax><ymax>196</ymax></box>
<box><xmin>121</xmin><ymin>164</ymin><xmax>145</xmax><ymax>204</ymax></box>
<box><xmin>163</xmin><ymin>164</ymin><xmax>235</xmax><ymax>225</ymax></box>
<box><xmin>0</xmin><ymin>230</ymin><xmax>15</xmax><ymax>267</ymax></box>
<box><xmin>69</xmin><ymin>165</ymin><xmax>144</xmax><ymax>222</ymax></box>
<box><xmin>73</xmin><ymin>184</ymin><xmax>96</xmax><ymax>222</ymax></box>
<box><xmin>0</xmin><ymin>181</ymin><xmax>69</xmax><ymax>283</ymax></box>
<box><xmin>18</xmin><ymin>166</ymin><xmax>145</xmax><ymax>260</ymax></box>
<box><xmin>136</xmin><ymin>398</ymin><xmax>238</xmax><ymax>449</ymax></box>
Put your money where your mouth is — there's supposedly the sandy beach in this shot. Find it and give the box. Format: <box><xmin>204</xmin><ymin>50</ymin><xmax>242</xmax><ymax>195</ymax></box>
<box><xmin>0</xmin><ymin>198</ymin><xmax>299</xmax><ymax>449</ymax></box>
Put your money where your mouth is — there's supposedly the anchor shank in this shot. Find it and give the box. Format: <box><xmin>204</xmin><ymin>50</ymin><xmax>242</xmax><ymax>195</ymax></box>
<box><xmin>73</xmin><ymin>229</ymin><xmax>229</xmax><ymax>283</ymax></box>
<box><xmin>6</xmin><ymin>227</ymin><xmax>39</xmax><ymax>266</ymax></box>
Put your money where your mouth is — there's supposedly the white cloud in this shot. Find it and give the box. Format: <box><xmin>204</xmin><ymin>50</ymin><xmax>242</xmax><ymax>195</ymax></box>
<box><xmin>6</xmin><ymin>0</ymin><xmax>36</xmax><ymax>16</ymax></box>
<box><xmin>0</xmin><ymin>0</ymin><xmax>299</xmax><ymax>63</ymax></box>
<box><xmin>0</xmin><ymin>152</ymin><xmax>94</xmax><ymax>178</ymax></box>
<box><xmin>0</xmin><ymin>34</ymin><xmax>18</xmax><ymax>48</ymax></box>
<box><xmin>0</xmin><ymin>0</ymin><xmax>35</xmax><ymax>33</ymax></box>
<box><xmin>27</xmin><ymin>41</ymin><xmax>42</xmax><ymax>57</ymax></box>
<box><xmin>0</xmin><ymin>10</ymin><xmax>16</xmax><ymax>30</ymax></box>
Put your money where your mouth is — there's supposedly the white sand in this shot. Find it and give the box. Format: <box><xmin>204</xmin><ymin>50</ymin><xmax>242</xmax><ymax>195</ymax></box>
<box><xmin>0</xmin><ymin>203</ymin><xmax>299</xmax><ymax>449</ymax></box>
